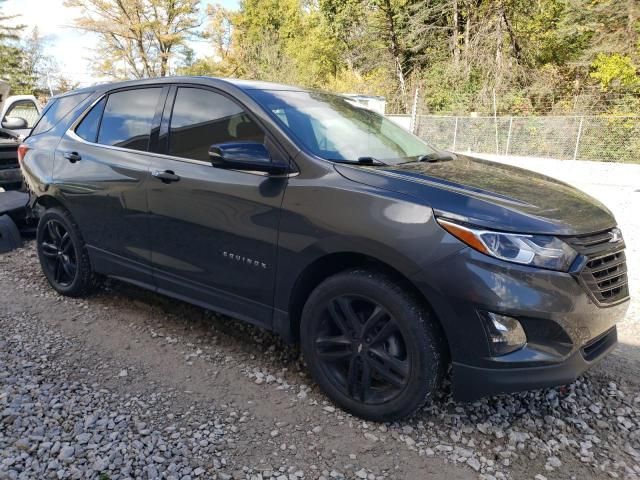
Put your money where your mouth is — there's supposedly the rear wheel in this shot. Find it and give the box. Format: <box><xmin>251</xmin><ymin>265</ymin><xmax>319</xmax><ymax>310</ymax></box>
<box><xmin>36</xmin><ymin>208</ymin><xmax>98</xmax><ymax>297</ymax></box>
<box><xmin>300</xmin><ymin>269</ymin><xmax>444</xmax><ymax>421</ymax></box>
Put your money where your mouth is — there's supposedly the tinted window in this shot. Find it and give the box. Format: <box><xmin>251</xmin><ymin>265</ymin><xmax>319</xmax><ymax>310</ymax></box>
<box><xmin>31</xmin><ymin>92</ymin><xmax>90</xmax><ymax>136</ymax></box>
<box><xmin>4</xmin><ymin>100</ymin><xmax>39</xmax><ymax>128</ymax></box>
<box><xmin>169</xmin><ymin>87</ymin><xmax>265</xmax><ymax>162</ymax></box>
<box><xmin>75</xmin><ymin>98</ymin><xmax>106</xmax><ymax>143</ymax></box>
<box><xmin>98</xmin><ymin>88</ymin><xmax>161</xmax><ymax>151</ymax></box>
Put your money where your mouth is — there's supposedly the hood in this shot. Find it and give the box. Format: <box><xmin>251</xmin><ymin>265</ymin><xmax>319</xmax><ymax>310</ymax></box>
<box><xmin>335</xmin><ymin>154</ymin><xmax>616</xmax><ymax>236</ymax></box>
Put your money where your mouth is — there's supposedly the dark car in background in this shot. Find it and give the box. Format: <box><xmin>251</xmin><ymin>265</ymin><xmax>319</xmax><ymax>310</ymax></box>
<box><xmin>0</xmin><ymin>83</ymin><xmax>42</xmax><ymax>191</ymax></box>
<box><xmin>0</xmin><ymin>130</ymin><xmax>23</xmax><ymax>191</ymax></box>
<box><xmin>19</xmin><ymin>77</ymin><xmax>630</xmax><ymax>421</ymax></box>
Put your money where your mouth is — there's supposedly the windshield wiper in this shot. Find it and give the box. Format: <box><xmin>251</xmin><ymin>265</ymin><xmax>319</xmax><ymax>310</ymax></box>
<box><xmin>417</xmin><ymin>151</ymin><xmax>457</xmax><ymax>163</ymax></box>
<box><xmin>356</xmin><ymin>156</ymin><xmax>388</xmax><ymax>166</ymax></box>
<box><xmin>327</xmin><ymin>157</ymin><xmax>388</xmax><ymax>166</ymax></box>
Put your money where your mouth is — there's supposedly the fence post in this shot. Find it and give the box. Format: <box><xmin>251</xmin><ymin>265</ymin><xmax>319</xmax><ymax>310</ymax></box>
<box><xmin>493</xmin><ymin>89</ymin><xmax>499</xmax><ymax>154</ymax></box>
<box><xmin>573</xmin><ymin>116</ymin><xmax>584</xmax><ymax>161</ymax></box>
<box><xmin>505</xmin><ymin>117</ymin><xmax>513</xmax><ymax>155</ymax></box>
<box><xmin>410</xmin><ymin>88</ymin><xmax>419</xmax><ymax>134</ymax></box>
<box><xmin>452</xmin><ymin>117</ymin><xmax>458</xmax><ymax>151</ymax></box>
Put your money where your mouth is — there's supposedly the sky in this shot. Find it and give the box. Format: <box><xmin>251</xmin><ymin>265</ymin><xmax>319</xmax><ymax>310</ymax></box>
<box><xmin>3</xmin><ymin>0</ymin><xmax>240</xmax><ymax>87</ymax></box>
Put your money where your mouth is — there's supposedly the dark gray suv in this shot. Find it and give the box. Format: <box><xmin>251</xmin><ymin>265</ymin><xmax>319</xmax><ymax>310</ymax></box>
<box><xmin>19</xmin><ymin>77</ymin><xmax>629</xmax><ymax>421</ymax></box>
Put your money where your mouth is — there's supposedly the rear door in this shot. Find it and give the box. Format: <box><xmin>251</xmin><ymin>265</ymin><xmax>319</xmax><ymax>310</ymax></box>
<box><xmin>54</xmin><ymin>86</ymin><xmax>168</xmax><ymax>286</ymax></box>
<box><xmin>147</xmin><ymin>85</ymin><xmax>289</xmax><ymax>327</ymax></box>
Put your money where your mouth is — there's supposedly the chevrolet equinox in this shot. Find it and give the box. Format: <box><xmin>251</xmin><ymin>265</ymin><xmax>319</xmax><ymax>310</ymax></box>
<box><xmin>19</xmin><ymin>77</ymin><xmax>630</xmax><ymax>421</ymax></box>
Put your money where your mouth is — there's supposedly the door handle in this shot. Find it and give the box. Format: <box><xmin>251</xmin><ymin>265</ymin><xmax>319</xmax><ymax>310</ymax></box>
<box><xmin>152</xmin><ymin>170</ymin><xmax>180</xmax><ymax>183</ymax></box>
<box><xmin>63</xmin><ymin>151</ymin><xmax>82</xmax><ymax>163</ymax></box>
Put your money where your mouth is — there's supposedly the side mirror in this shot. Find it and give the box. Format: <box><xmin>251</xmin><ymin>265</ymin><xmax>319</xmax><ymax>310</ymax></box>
<box><xmin>1</xmin><ymin>116</ymin><xmax>28</xmax><ymax>130</ymax></box>
<box><xmin>209</xmin><ymin>142</ymin><xmax>289</xmax><ymax>175</ymax></box>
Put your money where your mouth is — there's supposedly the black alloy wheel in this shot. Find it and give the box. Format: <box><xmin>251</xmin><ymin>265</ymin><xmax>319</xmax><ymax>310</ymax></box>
<box><xmin>39</xmin><ymin>219</ymin><xmax>77</xmax><ymax>287</ymax></box>
<box><xmin>315</xmin><ymin>295</ymin><xmax>410</xmax><ymax>404</ymax></box>
<box><xmin>36</xmin><ymin>208</ymin><xmax>98</xmax><ymax>297</ymax></box>
<box><xmin>301</xmin><ymin>269</ymin><xmax>444</xmax><ymax>421</ymax></box>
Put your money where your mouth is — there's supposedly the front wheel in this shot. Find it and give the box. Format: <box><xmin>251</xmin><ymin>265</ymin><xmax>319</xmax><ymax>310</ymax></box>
<box><xmin>36</xmin><ymin>207</ymin><xmax>98</xmax><ymax>297</ymax></box>
<box><xmin>300</xmin><ymin>269</ymin><xmax>444</xmax><ymax>421</ymax></box>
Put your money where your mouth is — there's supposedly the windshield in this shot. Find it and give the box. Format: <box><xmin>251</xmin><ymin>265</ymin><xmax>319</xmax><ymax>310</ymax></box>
<box><xmin>248</xmin><ymin>90</ymin><xmax>435</xmax><ymax>165</ymax></box>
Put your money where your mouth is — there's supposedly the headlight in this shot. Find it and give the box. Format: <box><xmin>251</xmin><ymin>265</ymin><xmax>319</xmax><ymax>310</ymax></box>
<box><xmin>437</xmin><ymin>218</ymin><xmax>577</xmax><ymax>271</ymax></box>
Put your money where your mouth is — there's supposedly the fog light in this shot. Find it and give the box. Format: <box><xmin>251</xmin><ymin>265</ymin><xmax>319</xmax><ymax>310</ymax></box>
<box><xmin>479</xmin><ymin>312</ymin><xmax>527</xmax><ymax>356</ymax></box>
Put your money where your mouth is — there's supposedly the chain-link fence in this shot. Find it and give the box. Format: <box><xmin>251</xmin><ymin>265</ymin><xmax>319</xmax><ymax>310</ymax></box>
<box><xmin>397</xmin><ymin>115</ymin><xmax>640</xmax><ymax>163</ymax></box>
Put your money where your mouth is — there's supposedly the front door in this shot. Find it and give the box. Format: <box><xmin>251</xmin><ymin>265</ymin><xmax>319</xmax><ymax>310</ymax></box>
<box><xmin>147</xmin><ymin>86</ymin><xmax>288</xmax><ymax>327</ymax></box>
<box><xmin>54</xmin><ymin>86</ymin><xmax>167</xmax><ymax>286</ymax></box>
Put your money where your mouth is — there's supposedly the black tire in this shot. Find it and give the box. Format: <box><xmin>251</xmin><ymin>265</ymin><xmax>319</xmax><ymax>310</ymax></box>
<box><xmin>300</xmin><ymin>269</ymin><xmax>444</xmax><ymax>422</ymax></box>
<box><xmin>36</xmin><ymin>207</ymin><xmax>98</xmax><ymax>297</ymax></box>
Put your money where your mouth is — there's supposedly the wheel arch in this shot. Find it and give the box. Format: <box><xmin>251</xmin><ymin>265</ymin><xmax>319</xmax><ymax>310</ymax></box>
<box><xmin>283</xmin><ymin>252</ymin><xmax>451</xmax><ymax>360</ymax></box>
<box><xmin>34</xmin><ymin>194</ymin><xmax>68</xmax><ymax>213</ymax></box>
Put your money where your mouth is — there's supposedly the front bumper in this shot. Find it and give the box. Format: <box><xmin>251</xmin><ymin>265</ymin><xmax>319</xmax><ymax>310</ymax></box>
<box><xmin>453</xmin><ymin>325</ymin><xmax>618</xmax><ymax>400</ymax></box>
<box><xmin>411</xmin><ymin>246</ymin><xmax>630</xmax><ymax>401</ymax></box>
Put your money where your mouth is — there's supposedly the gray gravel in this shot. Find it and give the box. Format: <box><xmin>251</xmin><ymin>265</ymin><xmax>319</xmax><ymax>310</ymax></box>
<box><xmin>0</xmin><ymin>313</ymin><xmax>230</xmax><ymax>480</ymax></box>
<box><xmin>1</xmin><ymin>156</ymin><xmax>640</xmax><ymax>480</ymax></box>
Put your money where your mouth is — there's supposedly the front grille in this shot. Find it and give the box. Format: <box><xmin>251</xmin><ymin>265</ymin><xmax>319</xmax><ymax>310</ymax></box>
<box><xmin>567</xmin><ymin>229</ymin><xmax>629</xmax><ymax>305</ymax></box>
<box><xmin>582</xmin><ymin>251</ymin><xmax>629</xmax><ymax>303</ymax></box>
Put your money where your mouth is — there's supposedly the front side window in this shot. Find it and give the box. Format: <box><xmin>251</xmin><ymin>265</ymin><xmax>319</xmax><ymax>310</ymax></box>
<box><xmin>31</xmin><ymin>92</ymin><xmax>90</xmax><ymax>136</ymax></box>
<box><xmin>4</xmin><ymin>100</ymin><xmax>40</xmax><ymax>128</ymax></box>
<box><xmin>248</xmin><ymin>90</ymin><xmax>436</xmax><ymax>165</ymax></box>
<box><xmin>97</xmin><ymin>88</ymin><xmax>161</xmax><ymax>152</ymax></box>
<box><xmin>169</xmin><ymin>87</ymin><xmax>265</xmax><ymax>162</ymax></box>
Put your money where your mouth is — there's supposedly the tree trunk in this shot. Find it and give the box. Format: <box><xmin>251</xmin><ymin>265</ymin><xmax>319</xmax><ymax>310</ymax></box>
<box><xmin>495</xmin><ymin>6</ymin><xmax>503</xmax><ymax>91</ymax></box>
<box><xmin>159</xmin><ymin>44</ymin><xmax>172</xmax><ymax>77</ymax></box>
<box><xmin>453</xmin><ymin>0</ymin><xmax>460</xmax><ymax>64</ymax></box>
<box><xmin>501</xmin><ymin>10</ymin><xmax>522</xmax><ymax>62</ymax></box>
<box><xmin>380</xmin><ymin>0</ymin><xmax>408</xmax><ymax>112</ymax></box>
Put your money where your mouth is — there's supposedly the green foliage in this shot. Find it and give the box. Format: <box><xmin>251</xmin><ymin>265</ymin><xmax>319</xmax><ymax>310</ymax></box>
<box><xmin>0</xmin><ymin>0</ymin><xmax>28</xmax><ymax>93</ymax></box>
<box><xmin>141</xmin><ymin>0</ymin><xmax>640</xmax><ymax>115</ymax></box>
<box><xmin>590</xmin><ymin>54</ymin><xmax>640</xmax><ymax>91</ymax></box>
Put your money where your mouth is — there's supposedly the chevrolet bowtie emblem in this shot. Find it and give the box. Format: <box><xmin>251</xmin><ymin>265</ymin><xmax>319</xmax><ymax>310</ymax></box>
<box><xmin>609</xmin><ymin>228</ymin><xmax>622</xmax><ymax>243</ymax></box>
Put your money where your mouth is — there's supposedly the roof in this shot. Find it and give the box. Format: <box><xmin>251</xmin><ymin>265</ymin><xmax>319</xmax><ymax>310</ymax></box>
<box><xmin>216</xmin><ymin>78</ymin><xmax>306</xmax><ymax>91</ymax></box>
<box><xmin>55</xmin><ymin>76</ymin><xmax>307</xmax><ymax>99</ymax></box>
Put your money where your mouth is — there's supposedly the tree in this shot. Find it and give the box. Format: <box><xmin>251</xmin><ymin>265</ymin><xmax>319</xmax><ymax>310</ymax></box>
<box><xmin>65</xmin><ymin>0</ymin><xmax>201</xmax><ymax>79</ymax></box>
<box><xmin>175</xmin><ymin>0</ymin><xmax>640</xmax><ymax>115</ymax></box>
<box><xmin>0</xmin><ymin>0</ymin><xmax>28</xmax><ymax>93</ymax></box>
<box><xmin>590</xmin><ymin>53</ymin><xmax>640</xmax><ymax>91</ymax></box>
<box><xmin>178</xmin><ymin>2</ymin><xmax>237</xmax><ymax>77</ymax></box>
<box><xmin>204</xmin><ymin>2</ymin><xmax>233</xmax><ymax>62</ymax></box>
<box><xmin>0</xmin><ymin>0</ymin><xmax>21</xmax><ymax>42</ymax></box>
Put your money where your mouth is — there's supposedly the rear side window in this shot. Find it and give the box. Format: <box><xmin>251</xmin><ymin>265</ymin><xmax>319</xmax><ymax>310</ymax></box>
<box><xmin>4</xmin><ymin>100</ymin><xmax>39</xmax><ymax>128</ymax></box>
<box><xmin>168</xmin><ymin>87</ymin><xmax>265</xmax><ymax>162</ymax></box>
<box><xmin>31</xmin><ymin>92</ymin><xmax>90</xmax><ymax>136</ymax></box>
<box><xmin>97</xmin><ymin>88</ymin><xmax>161</xmax><ymax>152</ymax></box>
<box><xmin>75</xmin><ymin>98</ymin><xmax>106</xmax><ymax>143</ymax></box>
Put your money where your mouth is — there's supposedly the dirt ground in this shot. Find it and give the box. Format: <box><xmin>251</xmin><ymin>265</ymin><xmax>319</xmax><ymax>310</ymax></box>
<box><xmin>1</xmin><ymin>157</ymin><xmax>639</xmax><ymax>480</ymax></box>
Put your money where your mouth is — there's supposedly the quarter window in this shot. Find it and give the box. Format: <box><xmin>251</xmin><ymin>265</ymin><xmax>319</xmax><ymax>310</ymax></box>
<box><xmin>97</xmin><ymin>88</ymin><xmax>161</xmax><ymax>152</ymax></box>
<box><xmin>169</xmin><ymin>87</ymin><xmax>265</xmax><ymax>162</ymax></box>
<box><xmin>30</xmin><ymin>92</ymin><xmax>90</xmax><ymax>136</ymax></box>
<box><xmin>75</xmin><ymin>98</ymin><xmax>106</xmax><ymax>143</ymax></box>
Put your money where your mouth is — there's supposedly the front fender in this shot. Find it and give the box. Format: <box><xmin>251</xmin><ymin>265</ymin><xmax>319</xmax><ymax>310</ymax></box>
<box><xmin>273</xmin><ymin>171</ymin><xmax>464</xmax><ymax>314</ymax></box>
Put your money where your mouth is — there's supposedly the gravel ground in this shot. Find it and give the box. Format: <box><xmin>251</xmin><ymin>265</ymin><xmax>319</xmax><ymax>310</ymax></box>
<box><xmin>1</xmin><ymin>157</ymin><xmax>639</xmax><ymax>480</ymax></box>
